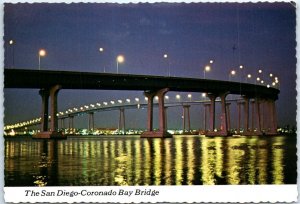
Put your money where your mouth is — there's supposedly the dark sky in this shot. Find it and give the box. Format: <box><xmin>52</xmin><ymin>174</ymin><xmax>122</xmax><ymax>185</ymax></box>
<box><xmin>3</xmin><ymin>3</ymin><xmax>296</xmax><ymax>129</ymax></box>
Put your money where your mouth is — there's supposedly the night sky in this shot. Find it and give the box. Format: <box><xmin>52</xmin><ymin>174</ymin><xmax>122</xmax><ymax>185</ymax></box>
<box><xmin>3</xmin><ymin>2</ymin><xmax>296</xmax><ymax>129</ymax></box>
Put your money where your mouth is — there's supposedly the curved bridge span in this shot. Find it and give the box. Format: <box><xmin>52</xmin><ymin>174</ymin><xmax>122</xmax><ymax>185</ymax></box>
<box><xmin>5</xmin><ymin>69</ymin><xmax>280</xmax><ymax>138</ymax></box>
<box><xmin>5</xmin><ymin>69</ymin><xmax>279</xmax><ymax>99</ymax></box>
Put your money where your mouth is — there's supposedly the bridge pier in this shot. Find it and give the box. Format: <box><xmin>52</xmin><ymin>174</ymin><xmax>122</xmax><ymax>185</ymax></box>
<box><xmin>242</xmin><ymin>97</ymin><xmax>252</xmax><ymax>135</ymax></box>
<box><xmin>88</xmin><ymin>112</ymin><xmax>94</xmax><ymax>133</ymax></box>
<box><xmin>206</xmin><ymin>92</ymin><xmax>229</xmax><ymax>136</ymax></box>
<box><xmin>226</xmin><ymin>102</ymin><xmax>231</xmax><ymax>132</ymax></box>
<box><xmin>141</xmin><ymin>88</ymin><xmax>172</xmax><ymax>138</ymax></box>
<box><xmin>68</xmin><ymin>115</ymin><xmax>74</xmax><ymax>134</ymax></box>
<box><xmin>34</xmin><ymin>85</ymin><xmax>66</xmax><ymax>139</ymax></box>
<box><xmin>182</xmin><ymin>105</ymin><xmax>191</xmax><ymax>133</ymax></box>
<box><xmin>268</xmin><ymin>99</ymin><xmax>278</xmax><ymax>135</ymax></box>
<box><xmin>118</xmin><ymin>108</ymin><xmax>126</xmax><ymax>134</ymax></box>
<box><xmin>202</xmin><ymin>103</ymin><xmax>210</xmax><ymax>134</ymax></box>
<box><xmin>39</xmin><ymin>89</ymin><xmax>49</xmax><ymax>132</ymax></box>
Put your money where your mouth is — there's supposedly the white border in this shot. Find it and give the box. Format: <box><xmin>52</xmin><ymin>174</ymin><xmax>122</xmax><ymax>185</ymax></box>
<box><xmin>1</xmin><ymin>0</ymin><xmax>299</xmax><ymax>203</ymax></box>
<box><xmin>4</xmin><ymin>185</ymin><xmax>298</xmax><ymax>203</ymax></box>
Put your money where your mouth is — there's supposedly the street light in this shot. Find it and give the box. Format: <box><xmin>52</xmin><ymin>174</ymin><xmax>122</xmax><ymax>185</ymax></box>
<box><xmin>38</xmin><ymin>49</ymin><xmax>46</xmax><ymax>70</ymax></box>
<box><xmin>204</xmin><ymin>65</ymin><xmax>211</xmax><ymax>79</ymax></box>
<box><xmin>99</xmin><ymin>47</ymin><xmax>105</xmax><ymax>72</ymax></box>
<box><xmin>163</xmin><ymin>53</ymin><xmax>170</xmax><ymax>77</ymax></box>
<box><xmin>9</xmin><ymin>39</ymin><xmax>15</xmax><ymax>68</ymax></box>
<box><xmin>246</xmin><ymin>74</ymin><xmax>252</xmax><ymax>83</ymax></box>
<box><xmin>116</xmin><ymin>55</ymin><xmax>124</xmax><ymax>74</ymax></box>
<box><xmin>203</xmin><ymin>60</ymin><xmax>213</xmax><ymax>79</ymax></box>
<box><xmin>229</xmin><ymin>69</ymin><xmax>236</xmax><ymax>81</ymax></box>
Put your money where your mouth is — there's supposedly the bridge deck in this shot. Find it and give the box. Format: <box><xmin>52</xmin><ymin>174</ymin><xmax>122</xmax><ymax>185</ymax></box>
<box><xmin>4</xmin><ymin>69</ymin><xmax>279</xmax><ymax>99</ymax></box>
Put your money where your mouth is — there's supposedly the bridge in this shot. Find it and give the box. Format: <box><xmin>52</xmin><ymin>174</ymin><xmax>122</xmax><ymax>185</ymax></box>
<box><xmin>4</xmin><ymin>68</ymin><xmax>280</xmax><ymax>138</ymax></box>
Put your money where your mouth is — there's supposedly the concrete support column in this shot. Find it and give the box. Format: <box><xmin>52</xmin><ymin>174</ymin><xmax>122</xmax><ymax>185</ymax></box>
<box><xmin>34</xmin><ymin>85</ymin><xmax>66</xmax><ymax>139</ymax></box>
<box><xmin>88</xmin><ymin>112</ymin><xmax>94</xmax><ymax>132</ymax></box>
<box><xmin>164</xmin><ymin>107</ymin><xmax>168</xmax><ymax>130</ymax></box>
<box><xmin>243</xmin><ymin>97</ymin><xmax>250</xmax><ymax>133</ymax></box>
<box><xmin>220</xmin><ymin>93</ymin><xmax>228</xmax><ymax>135</ymax></box>
<box><xmin>207</xmin><ymin>94</ymin><xmax>216</xmax><ymax>132</ymax></box>
<box><xmin>237</xmin><ymin>101</ymin><xmax>242</xmax><ymax>134</ymax></box>
<box><xmin>144</xmin><ymin>92</ymin><xmax>156</xmax><ymax>132</ymax></box>
<box><xmin>183</xmin><ymin>105</ymin><xmax>191</xmax><ymax>132</ymax></box>
<box><xmin>255</xmin><ymin>98</ymin><xmax>262</xmax><ymax>135</ymax></box>
<box><xmin>68</xmin><ymin>115</ymin><xmax>74</xmax><ymax>133</ymax></box>
<box><xmin>39</xmin><ymin>89</ymin><xmax>49</xmax><ymax>131</ymax></box>
<box><xmin>157</xmin><ymin>88</ymin><xmax>169</xmax><ymax>132</ymax></box>
<box><xmin>260</xmin><ymin>100</ymin><xmax>265</xmax><ymax>132</ymax></box>
<box><xmin>203</xmin><ymin>103</ymin><xmax>210</xmax><ymax>132</ymax></box>
<box><xmin>268</xmin><ymin>100</ymin><xmax>278</xmax><ymax>135</ymax></box>
<box><xmin>49</xmin><ymin>85</ymin><xmax>61</xmax><ymax>132</ymax></box>
<box><xmin>118</xmin><ymin>108</ymin><xmax>126</xmax><ymax>134</ymax></box>
<box><xmin>141</xmin><ymin>88</ymin><xmax>172</xmax><ymax>138</ymax></box>
<box><xmin>226</xmin><ymin>103</ymin><xmax>231</xmax><ymax>132</ymax></box>
<box><xmin>251</xmin><ymin>100</ymin><xmax>255</xmax><ymax>132</ymax></box>
<box><xmin>60</xmin><ymin>118</ymin><xmax>65</xmax><ymax>130</ymax></box>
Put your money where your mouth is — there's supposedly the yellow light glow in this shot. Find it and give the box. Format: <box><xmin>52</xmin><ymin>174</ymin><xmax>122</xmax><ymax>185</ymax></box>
<box><xmin>116</xmin><ymin>55</ymin><xmax>124</xmax><ymax>63</ymax></box>
<box><xmin>231</xmin><ymin>70</ymin><xmax>236</xmax><ymax>75</ymax></box>
<box><xmin>39</xmin><ymin>49</ymin><xmax>46</xmax><ymax>57</ymax></box>
<box><xmin>205</xmin><ymin>65</ymin><xmax>211</xmax><ymax>72</ymax></box>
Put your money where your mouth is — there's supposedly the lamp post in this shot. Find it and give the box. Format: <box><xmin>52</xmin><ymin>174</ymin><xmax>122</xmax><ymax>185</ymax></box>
<box><xmin>9</xmin><ymin>39</ymin><xmax>15</xmax><ymax>68</ymax></box>
<box><xmin>99</xmin><ymin>47</ymin><xmax>105</xmax><ymax>72</ymax></box>
<box><xmin>38</xmin><ymin>49</ymin><xmax>46</xmax><ymax>70</ymax></box>
<box><xmin>116</xmin><ymin>55</ymin><xmax>124</xmax><ymax>74</ymax></box>
<box><xmin>246</xmin><ymin>74</ymin><xmax>252</xmax><ymax>83</ymax></box>
<box><xmin>204</xmin><ymin>65</ymin><xmax>211</xmax><ymax>79</ymax></box>
<box><xmin>229</xmin><ymin>69</ymin><xmax>236</xmax><ymax>81</ymax></box>
<box><xmin>163</xmin><ymin>54</ymin><xmax>170</xmax><ymax>77</ymax></box>
<box><xmin>203</xmin><ymin>60</ymin><xmax>213</xmax><ymax>79</ymax></box>
<box><xmin>239</xmin><ymin>65</ymin><xmax>244</xmax><ymax>82</ymax></box>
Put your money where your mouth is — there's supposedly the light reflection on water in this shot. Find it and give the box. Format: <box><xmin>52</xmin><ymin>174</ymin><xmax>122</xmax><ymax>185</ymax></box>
<box><xmin>4</xmin><ymin>135</ymin><xmax>296</xmax><ymax>186</ymax></box>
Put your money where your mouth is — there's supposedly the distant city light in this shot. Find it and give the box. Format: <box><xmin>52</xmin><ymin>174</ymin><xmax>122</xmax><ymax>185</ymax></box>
<box><xmin>154</xmin><ymin>96</ymin><xmax>159</xmax><ymax>101</ymax></box>
<box><xmin>202</xmin><ymin>93</ymin><xmax>206</xmax><ymax>97</ymax></box>
<box><xmin>188</xmin><ymin>94</ymin><xmax>192</xmax><ymax>98</ymax></box>
<box><xmin>176</xmin><ymin>94</ymin><xmax>181</xmax><ymax>99</ymax></box>
<box><xmin>256</xmin><ymin>77</ymin><xmax>260</xmax><ymax>81</ymax></box>
<box><xmin>230</xmin><ymin>70</ymin><xmax>236</xmax><ymax>75</ymax></box>
<box><xmin>165</xmin><ymin>95</ymin><xmax>169</xmax><ymax>99</ymax></box>
<box><xmin>258</xmin><ymin>69</ymin><xmax>262</xmax><ymax>74</ymax></box>
<box><xmin>247</xmin><ymin>74</ymin><xmax>252</xmax><ymax>78</ymax></box>
<box><xmin>135</xmin><ymin>98</ymin><xmax>139</xmax><ymax>102</ymax></box>
<box><xmin>269</xmin><ymin>73</ymin><xmax>273</xmax><ymax>77</ymax></box>
<box><xmin>239</xmin><ymin>65</ymin><xmax>243</xmax><ymax>69</ymax></box>
<box><xmin>126</xmin><ymin>99</ymin><xmax>130</xmax><ymax>103</ymax></box>
<box><xmin>9</xmin><ymin>39</ymin><xmax>14</xmax><ymax>45</ymax></box>
<box><xmin>118</xmin><ymin>100</ymin><xmax>123</xmax><ymax>103</ymax></box>
<box><xmin>209</xmin><ymin>59</ymin><xmax>214</xmax><ymax>64</ymax></box>
<box><xmin>163</xmin><ymin>54</ymin><xmax>168</xmax><ymax>58</ymax></box>
<box><xmin>99</xmin><ymin>47</ymin><xmax>104</xmax><ymax>52</ymax></box>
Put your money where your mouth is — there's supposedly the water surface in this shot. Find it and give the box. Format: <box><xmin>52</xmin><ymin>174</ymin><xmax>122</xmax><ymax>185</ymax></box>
<box><xmin>5</xmin><ymin>135</ymin><xmax>297</xmax><ymax>186</ymax></box>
